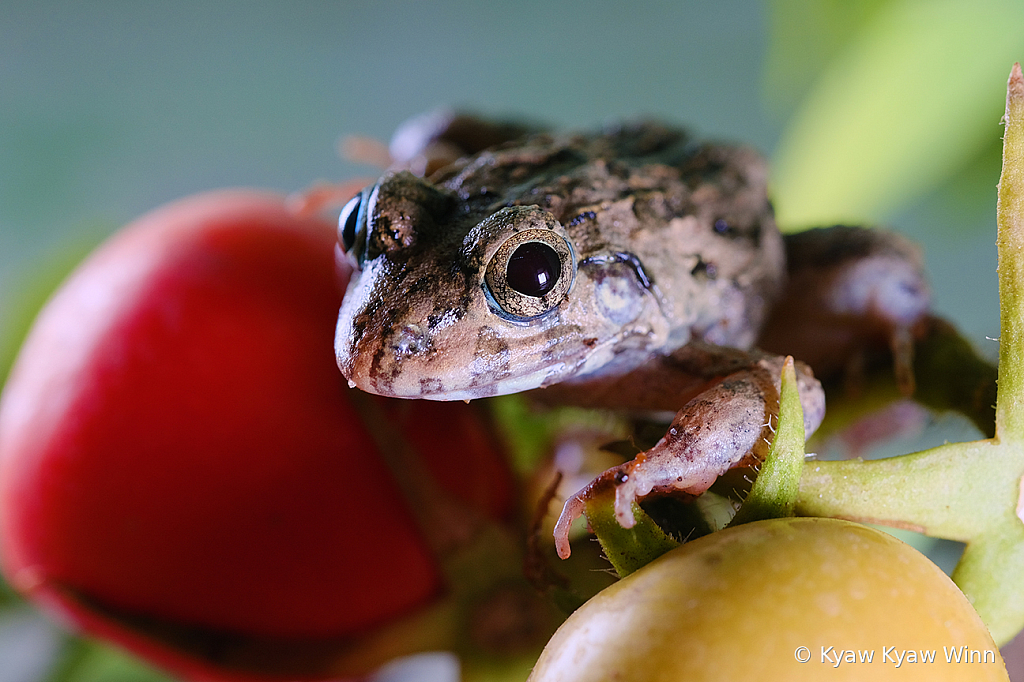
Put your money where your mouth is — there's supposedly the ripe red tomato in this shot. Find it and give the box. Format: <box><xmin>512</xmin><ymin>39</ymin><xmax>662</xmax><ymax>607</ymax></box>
<box><xmin>0</xmin><ymin>190</ymin><xmax>514</xmax><ymax>679</ymax></box>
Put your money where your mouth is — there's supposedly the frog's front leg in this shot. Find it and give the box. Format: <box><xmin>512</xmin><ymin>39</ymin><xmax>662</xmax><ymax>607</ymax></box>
<box><xmin>550</xmin><ymin>346</ymin><xmax>824</xmax><ymax>559</ymax></box>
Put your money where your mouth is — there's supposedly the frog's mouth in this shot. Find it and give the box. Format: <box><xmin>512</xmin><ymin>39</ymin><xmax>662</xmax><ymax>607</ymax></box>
<box><xmin>335</xmin><ymin>313</ymin><xmax>588</xmax><ymax>401</ymax></box>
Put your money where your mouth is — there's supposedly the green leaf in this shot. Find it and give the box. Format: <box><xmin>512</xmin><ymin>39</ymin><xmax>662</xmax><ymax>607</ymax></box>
<box><xmin>770</xmin><ymin>0</ymin><xmax>1024</xmax><ymax>229</ymax></box>
<box><xmin>763</xmin><ymin>0</ymin><xmax>889</xmax><ymax>115</ymax></box>
<box><xmin>728</xmin><ymin>357</ymin><xmax>805</xmax><ymax>526</ymax></box>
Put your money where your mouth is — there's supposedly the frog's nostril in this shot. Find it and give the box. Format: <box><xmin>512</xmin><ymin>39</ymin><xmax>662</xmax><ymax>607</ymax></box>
<box><xmin>394</xmin><ymin>324</ymin><xmax>430</xmax><ymax>356</ymax></box>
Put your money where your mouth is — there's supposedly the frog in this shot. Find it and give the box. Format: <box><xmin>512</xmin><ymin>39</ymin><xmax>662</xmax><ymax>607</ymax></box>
<box><xmin>332</xmin><ymin>111</ymin><xmax>932</xmax><ymax>560</ymax></box>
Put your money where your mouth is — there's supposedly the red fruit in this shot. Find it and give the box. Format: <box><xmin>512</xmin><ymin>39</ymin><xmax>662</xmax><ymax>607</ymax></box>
<box><xmin>0</xmin><ymin>190</ymin><xmax>515</xmax><ymax>679</ymax></box>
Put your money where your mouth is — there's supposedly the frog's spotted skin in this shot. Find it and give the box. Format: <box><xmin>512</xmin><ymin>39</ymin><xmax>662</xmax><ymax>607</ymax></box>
<box><xmin>336</xmin><ymin>123</ymin><xmax>785</xmax><ymax>401</ymax></box>
<box><xmin>334</xmin><ymin>117</ymin><xmax>930</xmax><ymax>558</ymax></box>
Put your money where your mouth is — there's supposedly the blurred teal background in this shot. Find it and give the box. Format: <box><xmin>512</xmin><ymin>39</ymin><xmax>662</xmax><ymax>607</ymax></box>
<box><xmin>1</xmin><ymin>1</ymin><xmax>1022</xmax><ymax>680</ymax></box>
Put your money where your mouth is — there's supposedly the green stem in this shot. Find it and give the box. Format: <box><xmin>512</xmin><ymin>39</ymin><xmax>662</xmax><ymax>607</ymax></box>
<box><xmin>953</xmin><ymin>529</ymin><xmax>1024</xmax><ymax>646</ymax></box>
<box><xmin>584</xmin><ymin>489</ymin><xmax>679</xmax><ymax>578</ymax></box>
<box><xmin>997</xmin><ymin>63</ymin><xmax>1024</xmax><ymax>442</ymax></box>
<box><xmin>797</xmin><ymin>70</ymin><xmax>1024</xmax><ymax>644</ymax></box>
<box><xmin>796</xmin><ymin>440</ymin><xmax>1017</xmax><ymax>541</ymax></box>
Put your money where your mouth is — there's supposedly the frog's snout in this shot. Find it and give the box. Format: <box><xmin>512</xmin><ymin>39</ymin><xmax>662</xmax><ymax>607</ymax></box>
<box><xmin>336</xmin><ymin>323</ymin><xmax>414</xmax><ymax>398</ymax></box>
<box><xmin>336</xmin><ymin>308</ymin><xmax>458</xmax><ymax>399</ymax></box>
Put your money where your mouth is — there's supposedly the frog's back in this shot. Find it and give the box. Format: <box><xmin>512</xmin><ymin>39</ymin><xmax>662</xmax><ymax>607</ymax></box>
<box><xmin>431</xmin><ymin>121</ymin><xmax>785</xmax><ymax>350</ymax></box>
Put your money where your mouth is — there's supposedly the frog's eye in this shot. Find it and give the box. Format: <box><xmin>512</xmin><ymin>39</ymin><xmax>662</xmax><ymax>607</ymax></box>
<box><xmin>507</xmin><ymin>242</ymin><xmax>562</xmax><ymax>296</ymax></box>
<box><xmin>485</xmin><ymin>229</ymin><xmax>575</xmax><ymax>320</ymax></box>
<box><xmin>338</xmin><ymin>192</ymin><xmax>363</xmax><ymax>253</ymax></box>
<box><xmin>338</xmin><ymin>187</ymin><xmax>374</xmax><ymax>266</ymax></box>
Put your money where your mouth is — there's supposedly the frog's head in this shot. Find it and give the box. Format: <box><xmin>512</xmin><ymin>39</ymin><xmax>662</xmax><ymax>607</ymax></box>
<box><xmin>334</xmin><ymin>171</ymin><xmax>664</xmax><ymax>400</ymax></box>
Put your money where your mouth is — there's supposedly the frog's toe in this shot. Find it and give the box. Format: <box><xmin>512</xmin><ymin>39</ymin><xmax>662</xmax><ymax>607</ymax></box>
<box><xmin>552</xmin><ymin>463</ymin><xmax>638</xmax><ymax>559</ymax></box>
<box><xmin>612</xmin><ymin>471</ymin><xmax>640</xmax><ymax>530</ymax></box>
<box><xmin>553</xmin><ymin>490</ymin><xmax>586</xmax><ymax>560</ymax></box>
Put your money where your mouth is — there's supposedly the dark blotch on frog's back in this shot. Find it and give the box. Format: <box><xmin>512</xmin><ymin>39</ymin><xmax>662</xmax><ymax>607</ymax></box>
<box><xmin>690</xmin><ymin>257</ymin><xmax>718</xmax><ymax>280</ymax></box>
<box><xmin>782</xmin><ymin>225</ymin><xmax>921</xmax><ymax>270</ymax></box>
<box><xmin>429</xmin><ymin>122</ymin><xmax>694</xmax><ymax>222</ymax></box>
<box><xmin>435</xmin><ymin>144</ymin><xmax>586</xmax><ymax>208</ymax></box>
<box><xmin>595</xmin><ymin>120</ymin><xmax>690</xmax><ymax>160</ymax></box>
<box><xmin>426</xmin><ymin>115</ymin><xmax>539</xmax><ymax>158</ymax></box>
<box><xmin>678</xmin><ymin>143</ymin><xmax>738</xmax><ymax>187</ymax></box>
<box><xmin>709</xmin><ymin>217</ymin><xmax>764</xmax><ymax>248</ymax></box>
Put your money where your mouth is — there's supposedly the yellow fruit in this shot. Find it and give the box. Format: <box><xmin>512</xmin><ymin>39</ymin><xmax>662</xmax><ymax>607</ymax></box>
<box><xmin>529</xmin><ymin>517</ymin><xmax>1007</xmax><ymax>681</ymax></box>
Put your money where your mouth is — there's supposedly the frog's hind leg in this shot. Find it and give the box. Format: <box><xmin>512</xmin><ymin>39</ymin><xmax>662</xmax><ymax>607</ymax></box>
<box><xmin>551</xmin><ymin>346</ymin><xmax>824</xmax><ymax>559</ymax></box>
<box><xmin>758</xmin><ymin>225</ymin><xmax>931</xmax><ymax>394</ymax></box>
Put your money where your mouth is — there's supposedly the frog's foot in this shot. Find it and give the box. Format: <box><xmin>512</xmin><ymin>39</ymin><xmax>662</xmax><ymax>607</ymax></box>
<box><xmin>286</xmin><ymin>179</ymin><xmax>372</xmax><ymax>218</ymax></box>
<box><xmin>338</xmin><ymin>135</ymin><xmax>394</xmax><ymax>169</ymax></box>
<box><xmin>553</xmin><ymin>457</ymin><xmax>651</xmax><ymax>560</ymax></box>
<box><xmin>553</xmin><ymin>358</ymin><xmax>822</xmax><ymax>559</ymax></box>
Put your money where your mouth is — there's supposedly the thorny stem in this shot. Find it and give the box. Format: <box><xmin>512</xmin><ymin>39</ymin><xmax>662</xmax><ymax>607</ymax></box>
<box><xmin>583</xmin><ymin>491</ymin><xmax>680</xmax><ymax>578</ymax></box>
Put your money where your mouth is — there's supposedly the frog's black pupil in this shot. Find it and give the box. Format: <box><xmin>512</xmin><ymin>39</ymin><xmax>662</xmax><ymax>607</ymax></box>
<box><xmin>506</xmin><ymin>241</ymin><xmax>561</xmax><ymax>297</ymax></box>
<box><xmin>339</xmin><ymin>194</ymin><xmax>362</xmax><ymax>252</ymax></box>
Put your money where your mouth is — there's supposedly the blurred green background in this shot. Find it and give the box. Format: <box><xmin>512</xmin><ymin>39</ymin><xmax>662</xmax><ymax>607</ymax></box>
<box><xmin>0</xmin><ymin>1</ymin><xmax>1022</xmax><ymax>680</ymax></box>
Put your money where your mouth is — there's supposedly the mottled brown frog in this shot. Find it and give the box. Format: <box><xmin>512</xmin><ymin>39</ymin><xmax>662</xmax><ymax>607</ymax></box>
<box><xmin>333</xmin><ymin>112</ymin><xmax>931</xmax><ymax>559</ymax></box>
